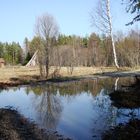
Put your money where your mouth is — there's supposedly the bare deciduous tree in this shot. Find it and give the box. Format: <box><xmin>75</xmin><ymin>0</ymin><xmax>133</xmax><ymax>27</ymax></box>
<box><xmin>91</xmin><ymin>0</ymin><xmax>119</xmax><ymax>68</ymax></box>
<box><xmin>35</xmin><ymin>13</ymin><xmax>59</xmax><ymax>78</ymax></box>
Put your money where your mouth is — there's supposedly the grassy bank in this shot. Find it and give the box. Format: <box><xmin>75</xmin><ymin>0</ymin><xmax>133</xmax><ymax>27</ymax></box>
<box><xmin>0</xmin><ymin>66</ymin><xmax>139</xmax><ymax>87</ymax></box>
<box><xmin>0</xmin><ymin>66</ymin><xmax>115</xmax><ymax>82</ymax></box>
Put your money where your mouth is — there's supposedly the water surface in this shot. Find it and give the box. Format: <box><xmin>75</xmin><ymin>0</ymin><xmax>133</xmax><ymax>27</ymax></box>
<box><xmin>0</xmin><ymin>77</ymin><xmax>139</xmax><ymax>140</ymax></box>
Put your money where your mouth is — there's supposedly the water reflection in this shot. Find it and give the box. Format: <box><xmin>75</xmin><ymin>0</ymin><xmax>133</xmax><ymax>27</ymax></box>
<box><xmin>90</xmin><ymin>88</ymin><xmax>119</xmax><ymax>139</ymax></box>
<box><xmin>103</xmin><ymin>77</ymin><xmax>140</xmax><ymax>139</ymax></box>
<box><xmin>109</xmin><ymin>76</ymin><xmax>140</xmax><ymax>122</ymax></box>
<box><xmin>27</xmin><ymin>85</ymin><xmax>62</xmax><ymax>130</ymax></box>
<box><xmin>114</xmin><ymin>77</ymin><xmax>119</xmax><ymax>91</ymax></box>
<box><xmin>0</xmin><ymin>77</ymin><xmax>138</xmax><ymax>140</ymax></box>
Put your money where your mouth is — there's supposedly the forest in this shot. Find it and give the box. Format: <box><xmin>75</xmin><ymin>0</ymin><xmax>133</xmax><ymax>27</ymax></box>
<box><xmin>0</xmin><ymin>42</ymin><xmax>23</xmax><ymax>65</ymax></box>
<box><xmin>0</xmin><ymin>29</ymin><xmax>139</xmax><ymax>68</ymax></box>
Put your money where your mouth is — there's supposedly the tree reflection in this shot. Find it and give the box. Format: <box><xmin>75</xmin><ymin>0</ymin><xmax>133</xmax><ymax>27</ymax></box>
<box><xmin>102</xmin><ymin>77</ymin><xmax>140</xmax><ymax>139</ymax></box>
<box><xmin>28</xmin><ymin>85</ymin><xmax>62</xmax><ymax>130</ymax></box>
<box><xmin>91</xmin><ymin>88</ymin><xmax>118</xmax><ymax>138</ymax></box>
<box><xmin>90</xmin><ymin>77</ymin><xmax>137</xmax><ymax>138</ymax></box>
<box><xmin>114</xmin><ymin>77</ymin><xmax>119</xmax><ymax>91</ymax></box>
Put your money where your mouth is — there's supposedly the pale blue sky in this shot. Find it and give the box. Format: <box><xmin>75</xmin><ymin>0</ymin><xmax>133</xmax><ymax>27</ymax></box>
<box><xmin>0</xmin><ymin>0</ymin><xmax>139</xmax><ymax>45</ymax></box>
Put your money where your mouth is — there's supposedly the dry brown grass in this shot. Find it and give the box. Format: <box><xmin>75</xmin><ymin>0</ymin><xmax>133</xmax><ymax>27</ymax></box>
<box><xmin>0</xmin><ymin>66</ymin><xmax>138</xmax><ymax>83</ymax></box>
<box><xmin>0</xmin><ymin>66</ymin><xmax>40</xmax><ymax>82</ymax></box>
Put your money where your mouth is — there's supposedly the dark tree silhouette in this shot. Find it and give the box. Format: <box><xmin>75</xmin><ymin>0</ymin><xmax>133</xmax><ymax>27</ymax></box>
<box><xmin>124</xmin><ymin>0</ymin><xmax>140</xmax><ymax>25</ymax></box>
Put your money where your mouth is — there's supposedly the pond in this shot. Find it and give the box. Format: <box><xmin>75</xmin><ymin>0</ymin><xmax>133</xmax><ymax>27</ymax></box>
<box><xmin>0</xmin><ymin>77</ymin><xmax>139</xmax><ymax>140</ymax></box>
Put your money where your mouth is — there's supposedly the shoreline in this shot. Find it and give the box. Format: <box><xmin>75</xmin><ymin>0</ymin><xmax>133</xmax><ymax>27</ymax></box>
<box><xmin>0</xmin><ymin>70</ymin><xmax>140</xmax><ymax>89</ymax></box>
<box><xmin>0</xmin><ymin>66</ymin><xmax>139</xmax><ymax>89</ymax></box>
<box><xmin>0</xmin><ymin>108</ymin><xmax>70</xmax><ymax>140</ymax></box>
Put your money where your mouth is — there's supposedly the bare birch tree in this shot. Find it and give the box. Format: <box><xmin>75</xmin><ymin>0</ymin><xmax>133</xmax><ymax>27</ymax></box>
<box><xmin>91</xmin><ymin>0</ymin><xmax>119</xmax><ymax>68</ymax></box>
<box><xmin>35</xmin><ymin>13</ymin><xmax>59</xmax><ymax>78</ymax></box>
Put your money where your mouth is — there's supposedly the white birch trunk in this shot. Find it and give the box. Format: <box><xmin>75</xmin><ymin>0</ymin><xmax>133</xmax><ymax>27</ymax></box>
<box><xmin>106</xmin><ymin>0</ymin><xmax>119</xmax><ymax>68</ymax></box>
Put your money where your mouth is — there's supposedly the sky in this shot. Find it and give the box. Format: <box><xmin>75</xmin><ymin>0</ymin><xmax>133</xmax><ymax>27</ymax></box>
<box><xmin>0</xmin><ymin>0</ymin><xmax>139</xmax><ymax>45</ymax></box>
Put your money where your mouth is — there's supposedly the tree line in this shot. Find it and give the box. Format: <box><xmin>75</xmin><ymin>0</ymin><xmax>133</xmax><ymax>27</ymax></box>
<box><xmin>25</xmin><ymin>29</ymin><xmax>140</xmax><ymax>68</ymax></box>
<box><xmin>0</xmin><ymin>29</ymin><xmax>139</xmax><ymax>69</ymax></box>
<box><xmin>0</xmin><ymin>42</ymin><xmax>23</xmax><ymax>65</ymax></box>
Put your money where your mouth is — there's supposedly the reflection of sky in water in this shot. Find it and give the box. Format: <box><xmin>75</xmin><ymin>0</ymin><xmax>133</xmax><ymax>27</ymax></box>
<box><xmin>0</xmin><ymin>88</ymin><xmax>37</xmax><ymax>120</ymax></box>
<box><xmin>58</xmin><ymin>93</ymin><xmax>94</xmax><ymax>140</ymax></box>
<box><xmin>0</xmin><ymin>77</ymin><xmax>139</xmax><ymax>140</ymax></box>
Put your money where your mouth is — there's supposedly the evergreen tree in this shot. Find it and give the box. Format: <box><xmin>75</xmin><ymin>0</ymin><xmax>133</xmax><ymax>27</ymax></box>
<box><xmin>124</xmin><ymin>0</ymin><xmax>140</xmax><ymax>24</ymax></box>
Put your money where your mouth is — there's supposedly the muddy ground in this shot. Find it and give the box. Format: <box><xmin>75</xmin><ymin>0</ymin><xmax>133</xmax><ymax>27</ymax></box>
<box><xmin>103</xmin><ymin>119</ymin><xmax>140</xmax><ymax>140</ymax></box>
<box><xmin>0</xmin><ymin>108</ymin><xmax>70</xmax><ymax>140</ymax></box>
